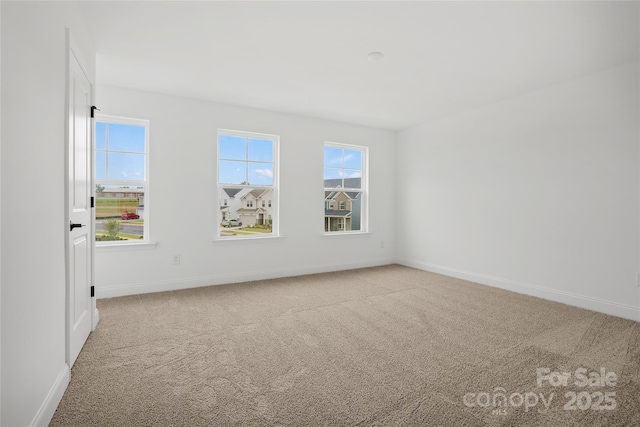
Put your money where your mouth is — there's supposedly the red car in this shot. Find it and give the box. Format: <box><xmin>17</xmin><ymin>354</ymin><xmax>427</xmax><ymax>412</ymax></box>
<box><xmin>121</xmin><ymin>212</ymin><xmax>140</xmax><ymax>220</ymax></box>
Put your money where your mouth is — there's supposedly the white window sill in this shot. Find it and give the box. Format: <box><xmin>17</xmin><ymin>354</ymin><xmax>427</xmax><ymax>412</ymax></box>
<box><xmin>96</xmin><ymin>242</ymin><xmax>158</xmax><ymax>252</ymax></box>
<box><xmin>212</xmin><ymin>235</ymin><xmax>284</xmax><ymax>246</ymax></box>
<box><xmin>323</xmin><ymin>231</ymin><xmax>372</xmax><ymax>237</ymax></box>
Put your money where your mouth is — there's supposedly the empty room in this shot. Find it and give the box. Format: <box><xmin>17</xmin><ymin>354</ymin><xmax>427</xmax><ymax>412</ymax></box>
<box><xmin>1</xmin><ymin>1</ymin><xmax>639</xmax><ymax>426</ymax></box>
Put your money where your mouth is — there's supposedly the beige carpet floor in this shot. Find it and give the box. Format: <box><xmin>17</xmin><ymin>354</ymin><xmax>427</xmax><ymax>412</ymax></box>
<box><xmin>51</xmin><ymin>265</ymin><xmax>640</xmax><ymax>426</ymax></box>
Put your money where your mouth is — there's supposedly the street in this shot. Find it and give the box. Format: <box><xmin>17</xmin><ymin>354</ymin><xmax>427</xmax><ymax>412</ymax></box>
<box><xmin>96</xmin><ymin>220</ymin><xmax>143</xmax><ymax>236</ymax></box>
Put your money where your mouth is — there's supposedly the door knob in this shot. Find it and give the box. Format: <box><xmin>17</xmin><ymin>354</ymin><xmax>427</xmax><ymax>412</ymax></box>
<box><xmin>70</xmin><ymin>222</ymin><xmax>85</xmax><ymax>231</ymax></box>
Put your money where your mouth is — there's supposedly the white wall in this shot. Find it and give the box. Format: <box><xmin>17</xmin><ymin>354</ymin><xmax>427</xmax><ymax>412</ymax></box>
<box><xmin>95</xmin><ymin>85</ymin><xmax>396</xmax><ymax>297</ymax></box>
<box><xmin>397</xmin><ymin>61</ymin><xmax>640</xmax><ymax>321</ymax></box>
<box><xmin>1</xmin><ymin>2</ymin><xmax>95</xmax><ymax>425</ymax></box>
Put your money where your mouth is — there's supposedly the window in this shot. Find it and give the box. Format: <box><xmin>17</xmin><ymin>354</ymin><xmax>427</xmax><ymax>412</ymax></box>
<box><xmin>217</xmin><ymin>129</ymin><xmax>278</xmax><ymax>238</ymax></box>
<box><xmin>95</xmin><ymin>116</ymin><xmax>149</xmax><ymax>243</ymax></box>
<box><xmin>324</xmin><ymin>142</ymin><xmax>367</xmax><ymax>233</ymax></box>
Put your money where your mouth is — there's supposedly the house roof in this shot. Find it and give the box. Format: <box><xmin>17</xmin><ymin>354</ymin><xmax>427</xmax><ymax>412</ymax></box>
<box><xmin>325</xmin><ymin>210</ymin><xmax>352</xmax><ymax>218</ymax></box>
<box><xmin>325</xmin><ymin>190</ymin><xmax>361</xmax><ymax>200</ymax></box>
<box><xmin>237</xmin><ymin>208</ymin><xmax>266</xmax><ymax>214</ymax></box>
<box><xmin>324</xmin><ymin>178</ymin><xmax>361</xmax><ymax>190</ymax></box>
<box><xmin>99</xmin><ymin>187</ymin><xmax>144</xmax><ymax>194</ymax></box>
<box><xmin>221</xmin><ymin>188</ymin><xmax>242</xmax><ymax>198</ymax></box>
<box><xmin>241</xmin><ymin>188</ymin><xmax>271</xmax><ymax>199</ymax></box>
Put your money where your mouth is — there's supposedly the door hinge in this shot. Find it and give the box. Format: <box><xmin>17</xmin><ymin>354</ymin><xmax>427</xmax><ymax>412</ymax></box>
<box><xmin>91</xmin><ymin>286</ymin><xmax>95</xmax><ymax>298</ymax></box>
<box><xmin>91</xmin><ymin>196</ymin><xmax>94</xmax><ymax>208</ymax></box>
<box><xmin>91</xmin><ymin>106</ymin><xmax>100</xmax><ymax>118</ymax></box>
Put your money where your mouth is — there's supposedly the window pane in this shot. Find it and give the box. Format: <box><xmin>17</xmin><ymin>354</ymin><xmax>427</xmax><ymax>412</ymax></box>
<box><xmin>96</xmin><ymin>151</ymin><xmax>106</xmax><ymax>180</ymax></box>
<box><xmin>343</xmin><ymin>149</ymin><xmax>362</xmax><ymax>169</ymax></box>
<box><xmin>219</xmin><ymin>187</ymin><xmax>274</xmax><ymax>238</ymax></box>
<box><xmin>324</xmin><ymin>167</ymin><xmax>343</xmax><ymax>184</ymax></box>
<box><xmin>248</xmin><ymin>138</ymin><xmax>273</xmax><ymax>162</ymax></box>
<box><xmin>248</xmin><ymin>163</ymin><xmax>274</xmax><ymax>186</ymax></box>
<box><xmin>324</xmin><ymin>191</ymin><xmax>362</xmax><ymax>232</ymax></box>
<box><xmin>107</xmin><ymin>123</ymin><xmax>145</xmax><ymax>152</ymax></box>
<box><xmin>219</xmin><ymin>135</ymin><xmax>246</xmax><ymax>160</ymax></box>
<box><xmin>95</xmin><ymin>185</ymin><xmax>145</xmax><ymax>241</ymax></box>
<box><xmin>324</xmin><ymin>147</ymin><xmax>343</xmax><ymax>167</ymax></box>
<box><xmin>96</xmin><ymin>122</ymin><xmax>106</xmax><ymax>150</ymax></box>
<box><xmin>350</xmin><ymin>192</ymin><xmax>362</xmax><ymax>231</ymax></box>
<box><xmin>219</xmin><ymin>160</ymin><xmax>247</xmax><ymax>184</ymax></box>
<box><xmin>107</xmin><ymin>152</ymin><xmax>145</xmax><ymax>181</ymax></box>
<box><xmin>96</xmin><ymin>117</ymin><xmax>148</xmax><ymax>245</ymax></box>
<box><xmin>343</xmin><ymin>176</ymin><xmax>362</xmax><ymax>189</ymax></box>
<box><xmin>324</xmin><ymin>142</ymin><xmax>366</xmax><ymax>233</ymax></box>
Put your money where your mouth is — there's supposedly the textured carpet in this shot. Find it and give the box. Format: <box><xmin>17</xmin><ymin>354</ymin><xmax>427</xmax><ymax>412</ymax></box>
<box><xmin>51</xmin><ymin>265</ymin><xmax>640</xmax><ymax>426</ymax></box>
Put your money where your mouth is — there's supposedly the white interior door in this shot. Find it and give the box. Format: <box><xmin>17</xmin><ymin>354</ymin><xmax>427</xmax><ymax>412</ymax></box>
<box><xmin>67</xmin><ymin>39</ymin><xmax>94</xmax><ymax>368</ymax></box>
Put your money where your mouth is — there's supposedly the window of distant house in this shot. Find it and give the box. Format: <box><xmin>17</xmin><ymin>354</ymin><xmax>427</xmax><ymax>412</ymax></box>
<box><xmin>324</xmin><ymin>142</ymin><xmax>368</xmax><ymax>233</ymax></box>
<box><xmin>218</xmin><ymin>129</ymin><xmax>278</xmax><ymax>239</ymax></box>
<box><xmin>95</xmin><ymin>115</ymin><xmax>149</xmax><ymax>244</ymax></box>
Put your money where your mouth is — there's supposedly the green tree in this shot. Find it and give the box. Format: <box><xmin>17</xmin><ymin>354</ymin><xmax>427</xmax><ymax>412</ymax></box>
<box><xmin>96</xmin><ymin>184</ymin><xmax>105</xmax><ymax>193</ymax></box>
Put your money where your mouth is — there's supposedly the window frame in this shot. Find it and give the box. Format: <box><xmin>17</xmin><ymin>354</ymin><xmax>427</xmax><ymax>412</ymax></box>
<box><xmin>216</xmin><ymin>129</ymin><xmax>279</xmax><ymax>240</ymax></box>
<box><xmin>94</xmin><ymin>114</ymin><xmax>150</xmax><ymax>246</ymax></box>
<box><xmin>323</xmin><ymin>141</ymin><xmax>369</xmax><ymax>235</ymax></box>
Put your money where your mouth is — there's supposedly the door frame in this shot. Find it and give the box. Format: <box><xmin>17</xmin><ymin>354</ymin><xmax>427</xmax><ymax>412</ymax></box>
<box><xmin>64</xmin><ymin>29</ymin><xmax>99</xmax><ymax>369</ymax></box>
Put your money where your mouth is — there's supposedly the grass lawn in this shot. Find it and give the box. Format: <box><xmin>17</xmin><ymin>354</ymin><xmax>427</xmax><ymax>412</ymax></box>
<box><xmin>220</xmin><ymin>229</ymin><xmax>272</xmax><ymax>236</ymax></box>
<box><xmin>96</xmin><ymin>231</ymin><xmax>143</xmax><ymax>240</ymax></box>
<box><xmin>238</xmin><ymin>227</ymin><xmax>272</xmax><ymax>233</ymax></box>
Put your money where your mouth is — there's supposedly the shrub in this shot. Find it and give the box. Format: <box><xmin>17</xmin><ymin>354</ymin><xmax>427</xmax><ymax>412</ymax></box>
<box><xmin>105</xmin><ymin>218</ymin><xmax>120</xmax><ymax>240</ymax></box>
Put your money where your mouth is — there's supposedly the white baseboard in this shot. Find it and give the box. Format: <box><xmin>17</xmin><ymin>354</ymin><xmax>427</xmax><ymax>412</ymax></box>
<box><xmin>92</xmin><ymin>307</ymin><xmax>100</xmax><ymax>331</ymax></box>
<box><xmin>30</xmin><ymin>364</ymin><xmax>70</xmax><ymax>427</ymax></box>
<box><xmin>398</xmin><ymin>258</ymin><xmax>640</xmax><ymax>323</ymax></box>
<box><xmin>97</xmin><ymin>258</ymin><xmax>393</xmax><ymax>299</ymax></box>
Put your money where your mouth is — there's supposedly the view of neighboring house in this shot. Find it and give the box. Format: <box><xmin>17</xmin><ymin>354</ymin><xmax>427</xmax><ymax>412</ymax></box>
<box><xmin>238</xmin><ymin>189</ymin><xmax>273</xmax><ymax>226</ymax></box>
<box><xmin>219</xmin><ymin>188</ymin><xmax>243</xmax><ymax>222</ymax></box>
<box><xmin>96</xmin><ymin>187</ymin><xmax>145</xmax><ymax>219</ymax></box>
<box><xmin>220</xmin><ymin>180</ymin><xmax>362</xmax><ymax>232</ymax></box>
<box><xmin>220</xmin><ymin>188</ymin><xmax>273</xmax><ymax>227</ymax></box>
<box><xmin>324</xmin><ymin>190</ymin><xmax>361</xmax><ymax>231</ymax></box>
<box><xmin>97</xmin><ymin>187</ymin><xmax>144</xmax><ymax>199</ymax></box>
<box><xmin>324</xmin><ymin>178</ymin><xmax>362</xmax><ymax>232</ymax></box>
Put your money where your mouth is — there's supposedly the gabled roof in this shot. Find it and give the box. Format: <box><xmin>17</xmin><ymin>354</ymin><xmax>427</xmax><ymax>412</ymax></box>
<box><xmin>241</xmin><ymin>188</ymin><xmax>272</xmax><ymax>199</ymax></box>
<box><xmin>325</xmin><ymin>190</ymin><xmax>361</xmax><ymax>200</ymax></box>
<box><xmin>221</xmin><ymin>188</ymin><xmax>242</xmax><ymax>198</ymax></box>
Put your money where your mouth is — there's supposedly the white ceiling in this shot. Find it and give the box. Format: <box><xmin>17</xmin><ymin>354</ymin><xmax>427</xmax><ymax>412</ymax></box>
<box><xmin>79</xmin><ymin>1</ymin><xmax>639</xmax><ymax>131</ymax></box>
